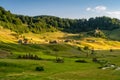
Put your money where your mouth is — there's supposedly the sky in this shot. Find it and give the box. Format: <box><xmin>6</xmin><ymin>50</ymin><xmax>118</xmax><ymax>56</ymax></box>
<box><xmin>0</xmin><ymin>0</ymin><xmax>120</xmax><ymax>19</ymax></box>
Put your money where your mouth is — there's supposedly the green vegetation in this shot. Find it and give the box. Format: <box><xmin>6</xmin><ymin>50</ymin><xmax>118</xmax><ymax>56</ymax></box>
<box><xmin>0</xmin><ymin>6</ymin><xmax>120</xmax><ymax>80</ymax></box>
<box><xmin>0</xmin><ymin>49</ymin><xmax>120</xmax><ymax>80</ymax></box>
<box><xmin>0</xmin><ymin>37</ymin><xmax>120</xmax><ymax>80</ymax></box>
<box><xmin>1</xmin><ymin>6</ymin><xmax>120</xmax><ymax>37</ymax></box>
<box><xmin>35</xmin><ymin>66</ymin><xmax>44</xmax><ymax>71</ymax></box>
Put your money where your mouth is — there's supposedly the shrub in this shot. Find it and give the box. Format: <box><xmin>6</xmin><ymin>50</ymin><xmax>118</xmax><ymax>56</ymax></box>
<box><xmin>92</xmin><ymin>58</ymin><xmax>98</xmax><ymax>62</ymax></box>
<box><xmin>35</xmin><ymin>66</ymin><xmax>44</xmax><ymax>71</ymax></box>
<box><xmin>75</xmin><ymin>59</ymin><xmax>87</xmax><ymax>63</ymax></box>
<box><xmin>84</xmin><ymin>46</ymin><xmax>89</xmax><ymax>50</ymax></box>
<box><xmin>55</xmin><ymin>58</ymin><xmax>64</xmax><ymax>63</ymax></box>
<box><xmin>110</xmin><ymin>49</ymin><xmax>113</xmax><ymax>52</ymax></box>
<box><xmin>78</xmin><ymin>47</ymin><xmax>82</xmax><ymax>51</ymax></box>
<box><xmin>17</xmin><ymin>53</ymin><xmax>42</xmax><ymax>60</ymax></box>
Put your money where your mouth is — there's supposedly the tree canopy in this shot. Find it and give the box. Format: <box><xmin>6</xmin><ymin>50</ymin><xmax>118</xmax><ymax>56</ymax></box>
<box><xmin>0</xmin><ymin>6</ymin><xmax>120</xmax><ymax>35</ymax></box>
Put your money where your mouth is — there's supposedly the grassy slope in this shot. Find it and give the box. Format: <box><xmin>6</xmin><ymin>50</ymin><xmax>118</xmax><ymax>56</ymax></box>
<box><xmin>1</xmin><ymin>27</ymin><xmax>120</xmax><ymax>50</ymax></box>
<box><xmin>0</xmin><ymin>27</ymin><xmax>17</xmax><ymax>43</ymax></box>
<box><xmin>22</xmin><ymin>31</ymin><xmax>120</xmax><ymax>50</ymax></box>
<box><xmin>0</xmin><ymin>28</ymin><xmax>120</xmax><ymax>80</ymax></box>
<box><xmin>108</xmin><ymin>28</ymin><xmax>120</xmax><ymax>41</ymax></box>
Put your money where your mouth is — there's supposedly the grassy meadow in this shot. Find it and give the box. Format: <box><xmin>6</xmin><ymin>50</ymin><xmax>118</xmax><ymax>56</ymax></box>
<box><xmin>0</xmin><ymin>50</ymin><xmax>120</xmax><ymax>80</ymax></box>
<box><xmin>0</xmin><ymin>28</ymin><xmax>120</xmax><ymax>80</ymax></box>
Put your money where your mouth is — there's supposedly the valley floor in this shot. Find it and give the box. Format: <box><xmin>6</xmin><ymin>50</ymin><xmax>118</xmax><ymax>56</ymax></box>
<box><xmin>0</xmin><ymin>50</ymin><xmax>120</xmax><ymax>80</ymax></box>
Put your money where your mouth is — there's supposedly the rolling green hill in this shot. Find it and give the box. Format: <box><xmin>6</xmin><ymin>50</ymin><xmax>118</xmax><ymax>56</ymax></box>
<box><xmin>1</xmin><ymin>6</ymin><xmax>120</xmax><ymax>34</ymax></box>
<box><xmin>107</xmin><ymin>28</ymin><xmax>120</xmax><ymax>41</ymax></box>
<box><xmin>1</xmin><ymin>6</ymin><xmax>120</xmax><ymax>80</ymax></box>
<box><xmin>0</xmin><ymin>5</ymin><xmax>120</xmax><ymax>53</ymax></box>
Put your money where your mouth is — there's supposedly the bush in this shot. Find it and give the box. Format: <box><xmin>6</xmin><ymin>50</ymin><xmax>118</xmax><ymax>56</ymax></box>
<box><xmin>35</xmin><ymin>66</ymin><xmax>44</xmax><ymax>71</ymax></box>
<box><xmin>84</xmin><ymin>46</ymin><xmax>89</xmax><ymax>50</ymax></box>
<box><xmin>55</xmin><ymin>58</ymin><xmax>64</xmax><ymax>63</ymax></box>
<box><xmin>92</xmin><ymin>58</ymin><xmax>98</xmax><ymax>62</ymax></box>
<box><xmin>78</xmin><ymin>47</ymin><xmax>82</xmax><ymax>51</ymax></box>
<box><xmin>17</xmin><ymin>53</ymin><xmax>42</xmax><ymax>60</ymax></box>
<box><xmin>75</xmin><ymin>59</ymin><xmax>87</xmax><ymax>63</ymax></box>
<box><xmin>110</xmin><ymin>49</ymin><xmax>113</xmax><ymax>52</ymax></box>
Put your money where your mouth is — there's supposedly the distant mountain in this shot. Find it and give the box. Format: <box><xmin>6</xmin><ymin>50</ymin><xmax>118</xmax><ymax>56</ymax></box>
<box><xmin>0</xmin><ymin>6</ymin><xmax>120</xmax><ymax>39</ymax></box>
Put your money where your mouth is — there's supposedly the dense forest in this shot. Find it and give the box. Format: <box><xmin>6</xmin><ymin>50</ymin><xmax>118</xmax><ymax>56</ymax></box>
<box><xmin>0</xmin><ymin>6</ymin><xmax>120</xmax><ymax>34</ymax></box>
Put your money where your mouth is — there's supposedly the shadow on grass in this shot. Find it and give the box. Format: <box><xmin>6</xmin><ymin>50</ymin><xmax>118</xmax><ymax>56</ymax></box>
<box><xmin>0</xmin><ymin>42</ymin><xmax>84</xmax><ymax>58</ymax></box>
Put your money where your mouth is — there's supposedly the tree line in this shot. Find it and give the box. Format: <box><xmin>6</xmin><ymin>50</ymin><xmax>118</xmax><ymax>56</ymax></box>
<box><xmin>0</xmin><ymin>6</ymin><xmax>120</xmax><ymax>34</ymax></box>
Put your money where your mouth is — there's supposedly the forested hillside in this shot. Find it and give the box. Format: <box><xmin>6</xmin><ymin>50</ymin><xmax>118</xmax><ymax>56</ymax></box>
<box><xmin>0</xmin><ymin>6</ymin><xmax>120</xmax><ymax>34</ymax></box>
